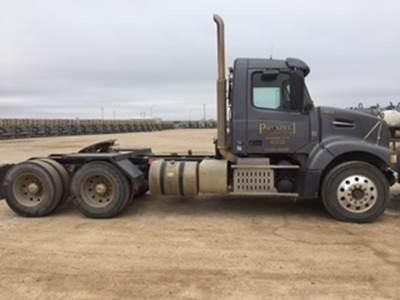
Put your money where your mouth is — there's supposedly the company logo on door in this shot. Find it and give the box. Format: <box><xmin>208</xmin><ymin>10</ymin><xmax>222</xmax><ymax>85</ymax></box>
<box><xmin>259</xmin><ymin>122</ymin><xmax>296</xmax><ymax>136</ymax></box>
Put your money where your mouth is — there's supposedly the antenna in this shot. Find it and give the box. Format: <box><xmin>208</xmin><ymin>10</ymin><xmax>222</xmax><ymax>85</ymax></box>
<box><xmin>269</xmin><ymin>46</ymin><xmax>274</xmax><ymax>59</ymax></box>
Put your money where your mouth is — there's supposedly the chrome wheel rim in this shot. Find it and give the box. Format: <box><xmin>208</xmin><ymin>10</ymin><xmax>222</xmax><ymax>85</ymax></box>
<box><xmin>337</xmin><ymin>175</ymin><xmax>378</xmax><ymax>213</ymax></box>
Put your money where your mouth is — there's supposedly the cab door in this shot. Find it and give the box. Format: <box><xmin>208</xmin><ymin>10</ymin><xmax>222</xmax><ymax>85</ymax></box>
<box><xmin>246</xmin><ymin>71</ymin><xmax>311</xmax><ymax>154</ymax></box>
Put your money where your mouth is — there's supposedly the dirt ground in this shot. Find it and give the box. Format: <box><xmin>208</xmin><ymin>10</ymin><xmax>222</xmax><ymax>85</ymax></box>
<box><xmin>0</xmin><ymin>129</ymin><xmax>399</xmax><ymax>300</ymax></box>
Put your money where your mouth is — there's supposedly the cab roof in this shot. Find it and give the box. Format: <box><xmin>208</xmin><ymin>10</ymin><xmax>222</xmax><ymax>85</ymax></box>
<box><xmin>234</xmin><ymin>57</ymin><xmax>310</xmax><ymax>77</ymax></box>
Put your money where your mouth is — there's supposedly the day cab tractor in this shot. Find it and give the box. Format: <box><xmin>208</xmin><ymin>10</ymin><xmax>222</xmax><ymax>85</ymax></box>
<box><xmin>0</xmin><ymin>15</ymin><xmax>398</xmax><ymax>222</ymax></box>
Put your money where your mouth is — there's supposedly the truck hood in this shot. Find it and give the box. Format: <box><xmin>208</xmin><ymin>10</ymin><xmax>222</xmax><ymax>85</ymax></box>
<box><xmin>318</xmin><ymin>106</ymin><xmax>390</xmax><ymax>147</ymax></box>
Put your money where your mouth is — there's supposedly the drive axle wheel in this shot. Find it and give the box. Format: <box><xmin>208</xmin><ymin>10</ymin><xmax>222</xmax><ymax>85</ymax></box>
<box><xmin>322</xmin><ymin>161</ymin><xmax>389</xmax><ymax>223</ymax></box>
<box><xmin>39</xmin><ymin>158</ymin><xmax>70</xmax><ymax>206</ymax></box>
<box><xmin>71</xmin><ymin>161</ymin><xmax>131</xmax><ymax>218</ymax></box>
<box><xmin>83</xmin><ymin>175</ymin><xmax>115</xmax><ymax>207</ymax></box>
<box><xmin>15</xmin><ymin>175</ymin><xmax>43</xmax><ymax>206</ymax></box>
<box><xmin>4</xmin><ymin>160</ymin><xmax>63</xmax><ymax>217</ymax></box>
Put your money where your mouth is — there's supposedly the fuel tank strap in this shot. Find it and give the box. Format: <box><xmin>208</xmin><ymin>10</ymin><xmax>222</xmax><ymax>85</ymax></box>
<box><xmin>159</xmin><ymin>161</ymin><xmax>167</xmax><ymax>195</ymax></box>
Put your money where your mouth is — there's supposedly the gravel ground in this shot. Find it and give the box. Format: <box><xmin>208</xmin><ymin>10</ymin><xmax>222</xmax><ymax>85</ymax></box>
<box><xmin>0</xmin><ymin>129</ymin><xmax>399</xmax><ymax>300</ymax></box>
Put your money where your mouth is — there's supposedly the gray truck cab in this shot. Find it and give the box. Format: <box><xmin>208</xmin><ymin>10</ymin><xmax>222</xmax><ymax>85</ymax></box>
<box><xmin>228</xmin><ymin>57</ymin><xmax>396</xmax><ymax>202</ymax></box>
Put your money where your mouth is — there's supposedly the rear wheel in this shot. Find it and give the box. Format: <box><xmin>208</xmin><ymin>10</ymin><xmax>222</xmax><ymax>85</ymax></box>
<box><xmin>71</xmin><ymin>161</ymin><xmax>131</xmax><ymax>218</ymax></box>
<box><xmin>322</xmin><ymin>161</ymin><xmax>389</xmax><ymax>222</ymax></box>
<box><xmin>4</xmin><ymin>160</ymin><xmax>63</xmax><ymax>217</ymax></box>
<box><xmin>39</xmin><ymin>158</ymin><xmax>70</xmax><ymax>206</ymax></box>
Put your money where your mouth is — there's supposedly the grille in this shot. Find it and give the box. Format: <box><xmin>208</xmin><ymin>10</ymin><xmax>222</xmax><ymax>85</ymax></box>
<box><xmin>233</xmin><ymin>168</ymin><xmax>275</xmax><ymax>193</ymax></box>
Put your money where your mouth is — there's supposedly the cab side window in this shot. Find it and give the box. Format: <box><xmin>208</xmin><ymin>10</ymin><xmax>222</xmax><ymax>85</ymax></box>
<box><xmin>252</xmin><ymin>72</ymin><xmax>290</xmax><ymax>110</ymax></box>
<box><xmin>253</xmin><ymin>87</ymin><xmax>281</xmax><ymax>109</ymax></box>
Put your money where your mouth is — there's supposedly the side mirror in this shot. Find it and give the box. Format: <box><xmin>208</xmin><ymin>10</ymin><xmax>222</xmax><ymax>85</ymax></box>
<box><xmin>290</xmin><ymin>70</ymin><xmax>305</xmax><ymax>111</ymax></box>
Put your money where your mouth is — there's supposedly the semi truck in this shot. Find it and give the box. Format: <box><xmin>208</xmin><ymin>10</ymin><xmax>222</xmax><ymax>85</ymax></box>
<box><xmin>0</xmin><ymin>15</ymin><xmax>398</xmax><ymax>223</ymax></box>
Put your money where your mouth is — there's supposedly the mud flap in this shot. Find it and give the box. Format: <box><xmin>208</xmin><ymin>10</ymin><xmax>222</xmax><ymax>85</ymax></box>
<box><xmin>114</xmin><ymin>159</ymin><xmax>146</xmax><ymax>195</ymax></box>
<box><xmin>0</xmin><ymin>164</ymin><xmax>14</xmax><ymax>199</ymax></box>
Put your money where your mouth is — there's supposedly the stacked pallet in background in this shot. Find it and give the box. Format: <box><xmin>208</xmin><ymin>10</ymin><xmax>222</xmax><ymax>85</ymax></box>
<box><xmin>174</xmin><ymin>120</ymin><xmax>217</xmax><ymax>129</ymax></box>
<box><xmin>0</xmin><ymin>119</ymin><xmax>174</xmax><ymax>140</ymax></box>
<box><xmin>0</xmin><ymin>119</ymin><xmax>217</xmax><ymax>140</ymax></box>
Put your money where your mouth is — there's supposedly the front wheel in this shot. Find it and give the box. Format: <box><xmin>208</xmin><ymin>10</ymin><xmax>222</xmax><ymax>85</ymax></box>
<box><xmin>321</xmin><ymin>161</ymin><xmax>389</xmax><ymax>223</ymax></box>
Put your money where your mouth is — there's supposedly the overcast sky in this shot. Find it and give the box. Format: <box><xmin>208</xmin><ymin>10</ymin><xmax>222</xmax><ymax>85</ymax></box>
<box><xmin>0</xmin><ymin>0</ymin><xmax>399</xmax><ymax>120</ymax></box>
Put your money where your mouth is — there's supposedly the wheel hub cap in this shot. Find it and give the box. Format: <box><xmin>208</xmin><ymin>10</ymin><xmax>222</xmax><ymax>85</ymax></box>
<box><xmin>27</xmin><ymin>183</ymin><xmax>40</xmax><ymax>195</ymax></box>
<box><xmin>351</xmin><ymin>188</ymin><xmax>364</xmax><ymax>200</ymax></box>
<box><xmin>14</xmin><ymin>174</ymin><xmax>44</xmax><ymax>207</ymax></box>
<box><xmin>337</xmin><ymin>175</ymin><xmax>378</xmax><ymax>213</ymax></box>
<box><xmin>82</xmin><ymin>175</ymin><xmax>114</xmax><ymax>208</ymax></box>
<box><xmin>95</xmin><ymin>183</ymin><xmax>107</xmax><ymax>196</ymax></box>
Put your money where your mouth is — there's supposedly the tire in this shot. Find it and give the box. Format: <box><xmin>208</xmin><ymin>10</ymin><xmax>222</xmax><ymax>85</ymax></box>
<box><xmin>4</xmin><ymin>160</ymin><xmax>63</xmax><ymax>217</ymax></box>
<box><xmin>71</xmin><ymin>161</ymin><xmax>131</xmax><ymax>218</ymax></box>
<box><xmin>39</xmin><ymin>159</ymin><xmax>70</xmax><ymax>206</ymax></box>
<box><xmin>321</xmin><ymin>161</ymin><xmax>389</xmax><ymax>223</ymax></box>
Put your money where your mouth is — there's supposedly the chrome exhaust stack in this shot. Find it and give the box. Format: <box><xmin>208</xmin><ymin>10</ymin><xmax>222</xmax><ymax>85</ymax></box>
<box><xmin>213</xmin><ymin>14</ymin><xmax>237</xmax><ymax>162</ymax></box>
<box><xmin>213</xmin><ymin>14</ymin><xmax>228</xmax><ymax>152</ymax></box>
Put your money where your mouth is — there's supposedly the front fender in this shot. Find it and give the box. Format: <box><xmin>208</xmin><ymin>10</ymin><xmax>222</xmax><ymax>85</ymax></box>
<box><xmin>299</xmin><ymin>137</ymin><xmax>393</xmax><ymax>199</ymax></box>
<box><xmin>307</xmin><ymin>136</ymin><xmax>393</xmax><ymax>171</ymax></box>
